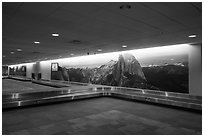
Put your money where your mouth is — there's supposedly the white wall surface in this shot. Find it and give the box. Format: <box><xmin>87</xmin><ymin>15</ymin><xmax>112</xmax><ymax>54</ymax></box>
<box><xmin>189</xmin><ymin>44</ymin><xmax>202</xmax><ymax>96</ymax></box>
<box><xmin>26</xmin><ymin>63</ymin><xmax>35</xmax><ymax>78</ymax></box>
<box><xmin>39</xmin><ymin>61</ymin><xmax>51</xmax><ymax>80</ymax></box>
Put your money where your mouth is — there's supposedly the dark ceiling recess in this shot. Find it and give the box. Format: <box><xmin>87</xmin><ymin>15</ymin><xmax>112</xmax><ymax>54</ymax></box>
<box><xmin>119</xmin><ymin>5</ymin><xmax>131</xmax><ymax>9</ymax></box>
<box><xmin>16</xmin><ymin>57</ymin><xmax>22</xmax><ymax>59</ymax></box>
<box><xmin>69</xmin><ymin>40</ymin><xmax>82</xmax><ymax>44</ymax></box>
<box><xmin>32</xmin><ymin>51</ymin><xmax>41</xmax><ymax>54</ymax></box>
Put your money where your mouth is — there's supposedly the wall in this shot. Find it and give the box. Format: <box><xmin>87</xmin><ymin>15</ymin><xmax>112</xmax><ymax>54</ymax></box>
<box><xmin>26</xmin><ymin>62</ymin><xmax>51</xmax><ymax>80</ymax></box>
<box><xmin>189</xmin><ymin>44</ymin><xmax>202</xmax><ymax>96</ymax></box>
<box><xmin>39</xmin><ymin>61</ymin><xmax>51</xmax><ymax>80</ymax></box>
<box><xmin>26</xmin><ymin>63</ymin><xmax>35</xmax><ymax>78</ymax></box>
<box><xmin>2</xmin><ymin>66</ymin><xmax>8</xmax><ymax>76</ymax></box>
<box><xmin>8</xmin><ymin>43</ymin><xmax>202</xmax><ymax>96</ymax></box>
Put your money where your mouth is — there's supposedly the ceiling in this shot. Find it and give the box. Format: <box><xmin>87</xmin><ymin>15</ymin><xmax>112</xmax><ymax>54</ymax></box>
<box><xmin>2</xmin><ymin>2</ymin><xmax>202</xmax><ymax>65</ymax></box>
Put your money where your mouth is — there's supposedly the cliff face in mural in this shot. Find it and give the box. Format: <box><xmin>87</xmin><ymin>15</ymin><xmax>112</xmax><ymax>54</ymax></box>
<box><xmin>87</xmin><ymin>53</ymin><xmax>157</xmax><ymax>89</ymax></box>
<box><xmin>51</xmin><ymin>53</ymin><xmax>188</xmax><ymax>93</ymax></box>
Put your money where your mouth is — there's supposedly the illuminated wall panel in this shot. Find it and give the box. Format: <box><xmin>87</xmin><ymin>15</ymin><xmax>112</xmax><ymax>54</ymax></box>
<box><xmin>48</xmin><ymin>44</ymin><xmax>190</xmax><ymax>93</ymax></box>
<box><xmin>8</xmin><ymin>43</ymin><xmax>201</xmax><ymax>95</ymax></box>
<box><xmin>189</xmin><ymin>44</ymin><xmax>202</xmax><ymax>96</ymax></box>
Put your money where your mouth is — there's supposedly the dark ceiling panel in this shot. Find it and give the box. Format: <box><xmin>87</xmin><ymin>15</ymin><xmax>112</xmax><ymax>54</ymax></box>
<box><xmin>2</xmin><ymin>2</ymin><xmax>202</xmax><ymax>65</ymax></box>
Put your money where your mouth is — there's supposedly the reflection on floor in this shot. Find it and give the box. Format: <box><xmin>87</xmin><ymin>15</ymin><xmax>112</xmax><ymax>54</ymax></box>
<box><xmin>2</xmin><ymin>98</ymin><xmax>201</xmax><ymax>135</ymax></box>
<box><xmin>2</xmin><ymin>79</ymin><xmax>59</xmax><ymax>94</ymax></box>
<box><xmin>2</xmin><ymin>79</ymin><xmax>95</xmax><ymax>94</ymax></box>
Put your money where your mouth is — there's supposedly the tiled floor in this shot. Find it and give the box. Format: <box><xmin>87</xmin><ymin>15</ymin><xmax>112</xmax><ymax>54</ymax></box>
<box><xmin>2</xmin><ymin>97</ymin><xmax>202</xmax><ymax>135</ymax></box>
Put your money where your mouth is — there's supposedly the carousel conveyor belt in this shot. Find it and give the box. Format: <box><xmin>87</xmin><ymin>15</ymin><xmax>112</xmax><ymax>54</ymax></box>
<box><xmin>2</xmin><ymin>87</ymin><xmax>202</xmax><ymax>111</ymax></box>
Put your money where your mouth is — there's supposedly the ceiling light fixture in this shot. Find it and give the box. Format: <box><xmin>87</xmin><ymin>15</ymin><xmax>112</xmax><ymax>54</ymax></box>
<box><xmin>70</xmin><ymin>53</ymin><xmax>74</xmax><ymax>56</ymax></box>
<box><xmin>122</xmin><ymin>45</ymin><xmax>127</xmax><ymax>48</ymax></box>
<box><xmin>17</xmin><ymin>48</ymin><xmax>22</xmax><ymax>52</ymax></box>
<box><xmin>10</xmin><ymin>51</ymin><xmax>15</xmax><ymax>54</ymax></box>
<box><xmin>97</xmin><ymin>49</ymin><xmax>102</xmax><ymax>52</ymax></box>
<box><xmin>3</xmin><ymin>55</ymin><xmax>6</xmax><ymax>58</ymax></box>
<box><xmin>34</xmin><ymin>41</ymin><xmax>40</xmax><ymax>44</ymax></box>
<box><xmin>188</xmin><ymin>35</ymin><xmax>196</xmax><ymax>38</ymax></box>
<box><xmin>52</xmin><ymin>33</ymin><xmax>59</xmax><ymax>37</ymax></box>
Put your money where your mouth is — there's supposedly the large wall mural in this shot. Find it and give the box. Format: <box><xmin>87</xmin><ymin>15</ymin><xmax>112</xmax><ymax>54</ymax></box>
<box><xmin>9</xmin><ymin>65</ymin><xmax>26</xmax><ymax>76</ymax></box>
<box><xmin>2</xmin><ymin>66</ymin><xmax>8</xmax><ymax>76</ymax></box>
<box><xmin>51</xmin><ymin>45</ymin><xmax>189</xmax><ymax>93</ymax></box>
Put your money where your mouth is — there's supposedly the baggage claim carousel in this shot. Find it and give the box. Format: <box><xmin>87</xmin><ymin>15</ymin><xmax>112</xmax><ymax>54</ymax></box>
<box><xmin>2</xmin><ymin>76</ymin><xmax>202</xmax><ymax>135</ymax></box>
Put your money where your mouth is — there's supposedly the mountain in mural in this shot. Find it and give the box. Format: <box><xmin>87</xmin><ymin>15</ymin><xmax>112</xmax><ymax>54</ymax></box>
<box><xmin>142</xmin><ymin>62</ymin><xmax>189</xmax><ymax>93</ymax></box>
<box><xmin>114</xmin><ymin>53</ymin><xmax>146</xmax><ymax>86</ymax></box>
<box><xmin>90</xmin><ymin>60</ymin><xmax>117</xmax><ymax>84</ymax></box>
<box><xmin>52</xmin><ymin>53</ymin><xmax>188</xmax><ymax>93</ymax></box>
<box><xmin>65</xmin><ymin>53</ymin><xmax>158</xmax><ymax>90</ymax></box>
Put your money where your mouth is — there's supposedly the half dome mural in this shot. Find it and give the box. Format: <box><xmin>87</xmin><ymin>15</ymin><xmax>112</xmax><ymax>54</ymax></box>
<box><xmin>51</xmin><ymin>51</ymin><xmax>189</xmax><ymax>93</ymax></box>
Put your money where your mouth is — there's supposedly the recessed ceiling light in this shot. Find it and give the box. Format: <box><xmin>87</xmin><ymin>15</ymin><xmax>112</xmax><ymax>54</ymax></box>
<box><xmin>44</xmin><ymin>58</ymin><xmax>48</xmax><ymax>59</ymax></box>
<box><xmin>188</xmin><ymin>35</ymin><xmax>196</xmax><ymax>38</ymax></box>
<box><xmin>52</xmin><ymin>33</ymin><xmax>59</xmax><ymax>37</ymax></box>
<box><xmin>17</xmin><ymin>48</ymin><xmax>22</xmax><ymax>52</ymax></box>
<box><xmin>3</xmin><ymin>55</ymin><xmax>6</xmax><ymax>58</ymax></box>
<box><xmin>122</xmin><ymin>45</ymin><xmax>127</xmax><ymax>48</ymax></box>
<box><xmin>34</xmin><ymin>41</ymin><xmax>40</xmax><ymax>44</ymax></box>
<box><xmin>59</xmin><ymin>56</ymin><xmax>62</xmax><ymax>58</ymax></box>
<box><xmin>10</xmin><ymin>51</ymin><xmax>14</xmax><ymax>54</ymax></box>
<box><xmin>97</xmin><ymin>49</ymin><xmax>102</xmax><ymax>52</ymax></box>
<box><xmin>70</xmin><ymin>53</ymin><xmax>74</xmax><ymax>56</ymax></box>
